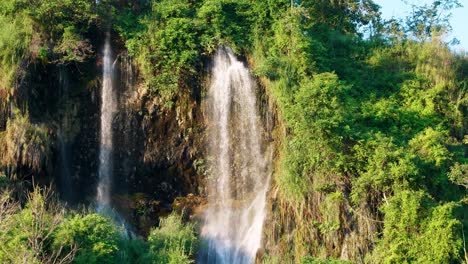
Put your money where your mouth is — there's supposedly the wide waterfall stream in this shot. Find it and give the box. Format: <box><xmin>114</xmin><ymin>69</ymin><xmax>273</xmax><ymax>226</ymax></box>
<box><xmin>200</xmin><ymin>48</ymin><xmax>272</xmax><ymax>264</ymax></box>
<box><xmin>96</xmin><ymin>33</ymin><xmax>116</xmax><ymax>210</ymax></box>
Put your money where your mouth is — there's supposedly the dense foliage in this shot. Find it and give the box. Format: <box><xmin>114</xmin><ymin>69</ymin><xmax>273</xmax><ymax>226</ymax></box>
<box><xmin>0</xmin><ymin>184</ymin><xmax>198</xmax><ymax>264</ymax></box>
<box><xmin>0</xmin><ymin>0</ymin><xmax>466</xmax><ymax>263</ymax></box>
<box><xmin>0</xmin><ymin>0</ymin><xmax>95</xmax><ymax>97</ymax></box>
<box><xmin>117</xmin><ymin>0</ymin><xmax>466</xmax><ymax>262</ymax></box>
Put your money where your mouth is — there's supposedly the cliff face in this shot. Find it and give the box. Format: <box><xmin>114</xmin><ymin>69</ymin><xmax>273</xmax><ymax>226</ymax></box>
<box><xmin>112</xmin><ymin>60</ymin><xmax>207</xmax><ymax>233</ymax></box>
<box><xmin>7</xmin><ymin>32</ymin><xmax>208</xmax><ymax>234</ymax></box>
<box><xmin>9</xmin><ymin>20</ymin><xmax>292</xmax><ymax>254</ymax></box>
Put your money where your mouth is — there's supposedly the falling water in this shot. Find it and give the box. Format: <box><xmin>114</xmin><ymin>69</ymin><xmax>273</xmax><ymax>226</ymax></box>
<box><xmin>200</xmin><ymin>47</ymin><xmax>272</xmax><ymax>264</ymax></box>
<box><xmin>57</xmin><ymin>66</ymin><xmax>73</xmax><ymax>202</ymax></box>
<box><xmin>96</xmin><ymin>33</ymin><xmax>116</xmax><ymax>209</ymax></box>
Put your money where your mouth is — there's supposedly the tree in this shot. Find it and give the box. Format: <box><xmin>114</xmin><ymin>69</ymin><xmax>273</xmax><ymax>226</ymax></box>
<box><xmin>405</xmin><ymin>0</ymin><xmax>462</xmax><ymax>40</ymax></box>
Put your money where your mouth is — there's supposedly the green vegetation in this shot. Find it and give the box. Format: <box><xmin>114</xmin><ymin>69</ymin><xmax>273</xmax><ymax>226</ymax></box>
<box><xmin>148</xmin><ymin>213</ymin><xmax>198</xmax><ymax>264</ymax></box>
<box><xmin>0</xmin><ymin>0</ymin><xmax>95</xmax><ymax>99</ymax></box>
<box><xmin>119</xmin><ymin>0</ymin><xmax>255</xmax><ymax>101</ymax></box>
<box><xmin>250</xmin><ymin>2</ymin><xmax>467</xmax><ymax>261</ymax></box>
<box><xmin>0</xmin><ymin>112</ymin><xmax>50</xmax><ymax>177</ymax></box>
<box><xmin>0</xmin><ymin>186</ymin><xmax>199</xmax><ymax>264</ymax></box>
<box><xmin>0</xmin><ymin>0</ymin><xmax>466</xmax><ymax>263</ymax></box>
<box><xmin>0</xmin><ymin>3</ymin><xmax>32</xmax><ymax>101</ymax></box>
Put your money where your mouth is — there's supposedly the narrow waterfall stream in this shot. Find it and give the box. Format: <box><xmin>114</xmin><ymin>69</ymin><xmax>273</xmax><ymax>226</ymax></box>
<box><xmin>57</xmin><ymin>66</ymin><xmax>73</xmax><ymax>203</ymax></box>
<box><xmin>96</xmin><ymin>33</ymin><xmax>116</xmax><ymax>209</ymax></box>
<box><xmin>200</xmin><ymin>47</ymin><xmax>272</xmax><ymax>264</ymax></box>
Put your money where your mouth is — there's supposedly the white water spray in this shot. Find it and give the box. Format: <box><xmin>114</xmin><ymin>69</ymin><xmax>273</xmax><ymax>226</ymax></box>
<box><xmin>97</xmin><ymin>33</ymin><xmax>116</xmax><ymax>209</ymax></box>
<box><xmin>200</xmin><ymin>47</ymin><xmax>272</xmax><ymax>264</ymax></box>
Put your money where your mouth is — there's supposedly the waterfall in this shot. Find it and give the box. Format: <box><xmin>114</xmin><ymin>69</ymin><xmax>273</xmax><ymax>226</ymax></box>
<box><xmin>96</xmin><ymin>33</ymin><xmax>116</xmax><ymax>209</ymax></box>
<box><xmin>57</xmin><ymin>66</ymin><xmax>73</xmax><ymax>202</ymax></box>
<box><xmin>200</xmin><ymin>47</ymin><xmax>272</xmax><ymax>264</ymax></box>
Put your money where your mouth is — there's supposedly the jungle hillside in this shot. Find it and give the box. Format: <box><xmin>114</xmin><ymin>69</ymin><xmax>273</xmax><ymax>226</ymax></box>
<box><xmin>0</xmin><ymin>0</ymin><xmax>467</xmax><ymax>263</ymax></box>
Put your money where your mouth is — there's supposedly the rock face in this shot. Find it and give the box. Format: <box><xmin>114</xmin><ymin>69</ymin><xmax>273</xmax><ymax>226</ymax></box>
<box><xmin>111</xmin><ymin>57</ymin><xmax>207</xmax><ymax>233</ymax></box>
<box><xmin>11</xmin><ymin>31</ymin><xmax>207</xmax><ymax>234</ymax></box>
<box><xmin>91</xmin><ymin>42</ymin><xmax>208</xmax><ymax>234</ymax></box>
<box><xmin>12</xmin><ymin>31</ymin><xmax>279</xmax><ymax>239</ymax></box>
<box><xmin>23</xmin><ymin>54</ymin><xmax>100</xmax><ymax>203</ymax></box>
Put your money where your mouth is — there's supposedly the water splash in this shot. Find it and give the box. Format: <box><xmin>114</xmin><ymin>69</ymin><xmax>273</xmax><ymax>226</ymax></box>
<box><xmin>200</xmin><ymin>47</ymin><xmax>272</xmax><ymax>264</ymax></box>
<box><xmin>97</xmin><ymin>33</ymin><xmax>116</xmax><ymax>209</ymax></box>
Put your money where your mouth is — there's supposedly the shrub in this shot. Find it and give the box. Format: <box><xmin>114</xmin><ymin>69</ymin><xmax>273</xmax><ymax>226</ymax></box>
<box><xmin>148</xmin><ymin>213</ymin><xmax>198</xmax><ymax>264</ymax></box>
<box><xmin>54</xmin><ymin>214</ymin><xmax>120</xmax><ymax>264</ymax></box>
